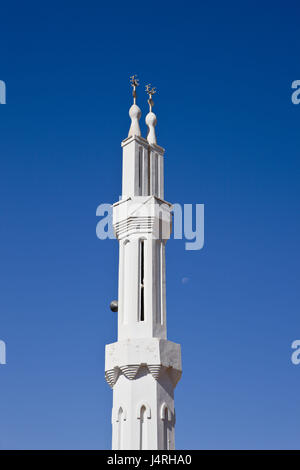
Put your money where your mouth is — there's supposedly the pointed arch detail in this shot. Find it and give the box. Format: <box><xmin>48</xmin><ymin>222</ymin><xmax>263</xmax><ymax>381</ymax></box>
<box><xmin>136</xmin><ymin>401</ymin><xmax>151</xmax><ymax>419</ymax></box>
<box><xmin>160</xmin><ymin>402</ymin><xmax>172</xmax><ymax>421</ymax></box>
<box><xmin>112</xmin><ymin>404</ymin><xmax>127</xmax><ymax>423</ymax></box>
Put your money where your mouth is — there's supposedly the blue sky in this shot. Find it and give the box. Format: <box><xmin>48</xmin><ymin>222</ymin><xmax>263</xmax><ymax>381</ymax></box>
<box><xmin>0</xmin><ymin>0</ymin><xmax>300</xmax><ymax>449</ymax></box>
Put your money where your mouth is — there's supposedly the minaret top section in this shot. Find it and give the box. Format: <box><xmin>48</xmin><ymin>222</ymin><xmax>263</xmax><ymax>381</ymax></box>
<box><xmin>128</xmin><ymin>75</ymin><xmax>141</xmax><ymax>138</ymax></box>
<box><xmin>145</xmin><ymin>84</ymin><xmax>157</xmax><ymax>145</ymax></box>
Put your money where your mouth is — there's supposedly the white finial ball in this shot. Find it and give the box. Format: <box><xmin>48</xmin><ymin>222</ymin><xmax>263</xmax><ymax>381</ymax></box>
<box><xmin>128</xmin><ymin>104</ymin><xmax>142</xmax><ymax>137</ymax></box>
<box><xmin>145</xmin><ymin>111</ymin><xmax>157</xmax><ymax>128</ymax></box>
<box><xmin>146</xmin><ymin>111</ymin><xmax>157</xmax><ymax>144</ymax></box>
<box><xmin>129</xmin><ymin>104</ymin><xmax>142</xmax><ymax>121</ymax></box>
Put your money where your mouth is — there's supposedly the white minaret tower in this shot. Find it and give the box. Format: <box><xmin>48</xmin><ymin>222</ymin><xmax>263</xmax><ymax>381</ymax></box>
<box><xmin>105</xmin><ymin>76</ymin><xmax>182</xmax><ymax>450</ymax></box>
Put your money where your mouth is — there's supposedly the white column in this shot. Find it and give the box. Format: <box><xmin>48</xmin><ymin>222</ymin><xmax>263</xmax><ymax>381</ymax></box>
<box><xmin>105</xmin><ymin>105</ymin><xmax>181</xmax><ymax>450</ymax></box>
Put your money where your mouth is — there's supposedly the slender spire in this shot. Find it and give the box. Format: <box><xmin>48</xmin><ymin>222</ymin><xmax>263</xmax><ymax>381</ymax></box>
<box><xmin>145</xmin><ymin>84</ymin><xmax>157</xmax><ymax>145</ymax></box>
<box><xmin>128</xmin><ymin>75</ymin><xmax>141</xmax><ymax>137</ymax></box>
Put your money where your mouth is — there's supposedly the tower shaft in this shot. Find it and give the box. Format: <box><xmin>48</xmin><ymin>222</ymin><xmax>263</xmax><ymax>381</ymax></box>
<box><xmin>105</xmin><ymin>98</ymin><xmax>181</xmax><ymax>450</ymax></box>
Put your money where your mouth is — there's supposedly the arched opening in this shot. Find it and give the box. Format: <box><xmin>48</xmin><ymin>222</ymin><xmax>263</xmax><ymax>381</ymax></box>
<box><xmin>117</xmin><ymin>407</ymin><xmax>124</xmax><ymax>450</ymax></box>
<box><xmin>139</xmin><ymin>239</ymin><xmax>145</xmax><ymax>322</ymax></box>
<box><xmin>163</xmin><ymin>407</ymin><xmax>169</xmax><ymax>450</ymax></box>
<box><xmin>139</xmin><ymin>405</ymin><xmax>147</xmax><ymax>450</ymax></box>
<box><xmin>161</xmin><ymin>403</ymin><xmax>171</xmax><ymax>450</ymax></box>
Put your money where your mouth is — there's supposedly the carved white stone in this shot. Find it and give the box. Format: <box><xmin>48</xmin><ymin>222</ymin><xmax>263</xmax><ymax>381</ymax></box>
<box><xmin>105</xmin><ymin>103</ymin><xmax>182</xmax><ymax>450</ymax></box>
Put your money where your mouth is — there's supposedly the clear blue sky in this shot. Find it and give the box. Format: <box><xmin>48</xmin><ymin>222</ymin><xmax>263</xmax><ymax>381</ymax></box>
<box><xmin>0</xmin><ymin>0</ymin><xmax>300</xmax><ymax>450</ymax></box>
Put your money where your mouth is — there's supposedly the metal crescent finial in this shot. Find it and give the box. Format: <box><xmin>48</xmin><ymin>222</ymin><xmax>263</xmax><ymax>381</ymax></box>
<box><xmin>145</xmin><ymin>84</ymin><xmax>157</xmax><ymax>112</ymax></box>
<box><xmin>130</xmin><ymin>75</ymin><xmax>139</xmax><ymax>104</ymax></box>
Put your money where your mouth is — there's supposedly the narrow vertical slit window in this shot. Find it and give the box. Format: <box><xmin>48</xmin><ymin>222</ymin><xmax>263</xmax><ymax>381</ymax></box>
<box><xmin>147</xmin><ymin>149</ymin><xmax>151</xmax><ymax>195</ymax></box>
<box><xmin>123</xmin><ymin>240</ymin><xmax>130</xmax><ymax>324</ymax></box>
<box><xmin>160</xmin><ymin>242</ymin><xmax>164</xmax><ymax>325</ymax></box>
<box><xmin>159</xmin><ymin>213</ymin><xmax>163</xmax><ymax>240</ymax></box>
<box><xmin>138</xmin><ymin>147</ymin><xmax>143</xmax><ymax>195</ymax></box>
<box><xmin>156</xmin><ymin>241</ymin><xmax>161</xmax><ymax>324</ymax></box>
<box><xmin>163</xmin><ymin>407</ymin><xmax>168</xmax><ymax>450</ymax></box>
<box><xmin>139</xmin><ymin>240</ymin><xmax>145</xmax><ymax>321</ymax></box>
<box><xmin>155</xmin><ymin>153</ymin><xmax>158</xmax><ymax>196</ymax></box>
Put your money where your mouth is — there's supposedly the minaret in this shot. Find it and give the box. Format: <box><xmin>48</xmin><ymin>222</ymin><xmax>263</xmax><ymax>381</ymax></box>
<box><xmin>105</xmin><ymin>76</ymin><xmax>182</xmax><ymax>450</ymax></box>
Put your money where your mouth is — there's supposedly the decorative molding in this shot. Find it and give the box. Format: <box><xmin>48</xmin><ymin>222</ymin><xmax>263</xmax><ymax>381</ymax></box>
<box><xmin>112</xmin><ymin>405</ymin><xmax>127</xmax><ymax>423</ymax></box>
<box><xmin>119</xmin><ymin>364</ymin><xmax>140</xmax><ymax>380</ymax></box>
<box><xmin>114</xmin><ymin>216</ymin><xmax>154</xmax><ymax>239</ymax></box>
<box><xmin>105</xmin><ymin>366</ymin><xmax>121</xmax><ymax>388</ymax></box>
<box><xmin>121</xmin><ymin>135</ymin><xmax>148</xmax><ymax>148</ymax></box>
<box><xmin>136</xmin><ymin>402</ymin><xmax>151</xmax><ymax>419</ymax></box>
<box><xmin>105</xmin><ymin>363</ymin><xmax>182</xmax><ymax>388</ymax></box>
<box><xmin>160</xmin><ymin>403</ymin><xmax>172</xmax><ymax>421</ymax></box>
<box><xmin>147</xmin><ymin>365</ymin><xmax>162</xmax><ymax>380</ymax></box>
